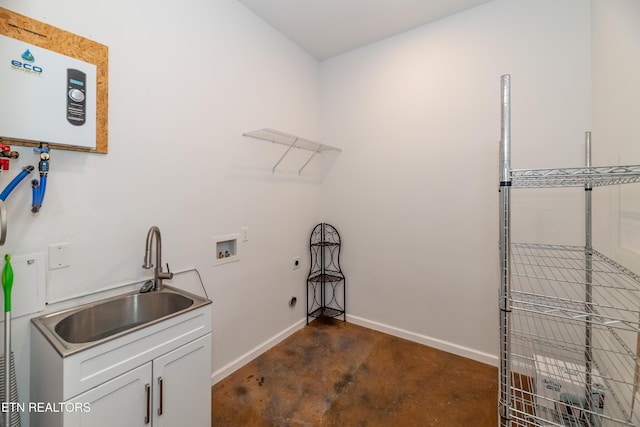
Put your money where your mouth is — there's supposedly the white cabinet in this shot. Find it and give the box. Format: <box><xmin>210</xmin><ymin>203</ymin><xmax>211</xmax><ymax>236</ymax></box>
<box><xmin>64</xmin><ymin>363</ymin><xmax>152</xmax><ymax>427</ymax></box>
<box><xmin>31</xmin><ymin>302</ymin><xmax>212</xmax><ymax>427</ymax></box>
<box><xmin>152</xmin><ymin>335</ymin><xmax>211</xmax><ymax>427</ymax></box>
<box><xmin>62</xmin><ymin>335</ymin><xmax>211</xmax><ymax>427</ymax></box>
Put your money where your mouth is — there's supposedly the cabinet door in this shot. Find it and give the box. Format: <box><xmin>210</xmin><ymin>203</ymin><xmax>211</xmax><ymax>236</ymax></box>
<box><xmin>152</xmin><ymin>334</ymin><xmax>211</xmax><ymax>427</ymax></box>
<box><xmin>64</xmin><ymin>362</ymin><xmax>152</xmax><ymax>427</ymax></box>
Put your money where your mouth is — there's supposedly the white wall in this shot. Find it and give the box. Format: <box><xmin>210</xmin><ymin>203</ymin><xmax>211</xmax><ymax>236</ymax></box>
<box><xmin>0</xmin><ymin>0</ymin><xmax>322</xmax><ymax>420</ymax></box>
<box><xmin>590</xmin><ymin>1</ymin><xmax>640</xmax><ymax>417</ymax></box>
<box><xmin>591</xmin><ymin>0</ymin><xmax>640</xmax><ymax>273</ymax></box>
<box><xmin>319</xmin><ymin>0</ymin><xmax>591</xmax><ymax>363</ymax></box>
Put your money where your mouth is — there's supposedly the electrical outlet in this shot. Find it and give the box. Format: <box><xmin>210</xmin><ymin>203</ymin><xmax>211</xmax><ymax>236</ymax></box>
<box><xmin>240</xmin><ymin>227</ymin><xmax>248</xmax><ymax>242</ymax></box>
<box><xmin>292</xmin><ymin>256</ymin><xmax>301</xmax><ymax>270</ymax></box>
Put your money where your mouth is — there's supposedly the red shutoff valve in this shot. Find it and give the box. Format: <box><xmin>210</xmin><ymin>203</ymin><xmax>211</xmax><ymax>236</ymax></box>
<box><xmin>0</xmin><ymin>145</ymin><xmax>19</xmax><ymax>171</ymax></box>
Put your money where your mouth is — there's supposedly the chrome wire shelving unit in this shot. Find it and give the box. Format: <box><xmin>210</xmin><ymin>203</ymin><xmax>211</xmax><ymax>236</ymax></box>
<box><xmin>499</xmin><ymin>74</ymin><xmax>640</xmax><ymax>427</ymax></box>
<box><xmin>306</xmin><ymin>223</ymin><xmax>346</xmax><ymax>324</ymax></box>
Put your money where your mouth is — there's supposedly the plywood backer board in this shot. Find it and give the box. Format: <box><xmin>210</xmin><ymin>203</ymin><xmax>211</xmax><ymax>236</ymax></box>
<box><xmin>0</xmin><ymin>7</ymin><xmax>108</xmax><ymax>153</ymax></box>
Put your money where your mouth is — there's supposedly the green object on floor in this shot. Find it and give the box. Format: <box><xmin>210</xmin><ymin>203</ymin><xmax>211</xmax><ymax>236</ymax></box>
<box><xmin>2</xmin><ymin>254</ymin><xmax>12</xmax><ymax>313</ymax></box>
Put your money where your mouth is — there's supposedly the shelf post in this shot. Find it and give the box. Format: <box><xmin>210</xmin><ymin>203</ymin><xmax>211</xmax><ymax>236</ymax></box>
<box><xmin>498</xmin><ymin>74</ymin><xmax>512</xmax><ymax>427</ymax></box>
<box><xmin>585</xmin><ymin>131</ymin><xmax>594</xmax><ymax>424</ymax></box>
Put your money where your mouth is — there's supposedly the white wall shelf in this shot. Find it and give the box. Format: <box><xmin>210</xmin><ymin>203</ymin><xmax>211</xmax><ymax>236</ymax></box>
<box><xmin>242</xmin><ymin>128</ymin><xmax>341</xmax><ymax>175</ymax></box>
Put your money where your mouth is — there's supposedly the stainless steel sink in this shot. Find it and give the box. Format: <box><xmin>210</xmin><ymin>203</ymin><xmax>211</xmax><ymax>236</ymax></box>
<box><xmin>32</xmin><ymin>286</ymin><xmax>211</xmax><ymax>357</ymax></box>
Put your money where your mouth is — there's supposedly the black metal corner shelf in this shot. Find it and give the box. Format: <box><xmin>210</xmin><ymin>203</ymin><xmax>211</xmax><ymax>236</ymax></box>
<box><xmin>306</xmin><ymin>223</ymin><xmax>346</xmax><ymax>324</ymax></box>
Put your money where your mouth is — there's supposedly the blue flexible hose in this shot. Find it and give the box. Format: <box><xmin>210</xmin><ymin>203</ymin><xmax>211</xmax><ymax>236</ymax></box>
<box><xmin>31</xmin><ymin>179</ymin><xmax>41</xmax><ymax>213</ymax></box>
<box><xmin>37</xmin><ymin>175</ymin><xmax>47</xmax><ymax>205</ymax></box>
<box><xmin>31</xmin><ymin>144</ymin><xmax>50</xmax><ymax>213</ymax></box>
<box><xmin>31</xmin><ymin>176</ymin><xmax>47</xmax><ymax>212</ymax></box>
<box><xmin>0</xmin><ymin>166</ymin><xmax>34</xmax><ymax>201</ymax></box>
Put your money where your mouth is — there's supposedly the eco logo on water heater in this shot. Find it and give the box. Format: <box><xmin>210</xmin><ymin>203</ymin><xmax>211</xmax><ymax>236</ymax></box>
<box><xmin>10</xmin><ymin>48</ymin><xmax>43</xmax><ymax>75</ymax></box>
<box><xmin>21</xmin><ymin>49</ymin><xmax>35</xmax><ymax>62</ymax></box>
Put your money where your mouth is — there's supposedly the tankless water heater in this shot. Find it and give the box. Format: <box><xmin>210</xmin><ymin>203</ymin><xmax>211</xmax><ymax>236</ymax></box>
<box><xmin>0</xmin><ymin>34</ymin><xmax>96</xmax><ymax>149</ymax></box>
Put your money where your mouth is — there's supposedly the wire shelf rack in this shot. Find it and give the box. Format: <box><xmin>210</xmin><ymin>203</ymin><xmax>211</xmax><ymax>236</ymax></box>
<box><xmin>308</xmin><ymin>272</ymin><xmax>344</xmax><ymax>284</ymax></box>
<box><xmin>307</xmin><ymin>307</ymin><xmax>344</xmax><ymax>320</ymax></box>
<box><xmin>508</xmin><ymin>243</ymin><xmax>640</xmax><ymax>427</ymax></box>
<box><xmin>498</xmin><ymin>74</ymin><xmax>640</xmax><ymax>427</ymax></box>
<box><xmin>511</xmin><ymin>166</ymin><xmax>640</xmax><ymax>188</ymax></box>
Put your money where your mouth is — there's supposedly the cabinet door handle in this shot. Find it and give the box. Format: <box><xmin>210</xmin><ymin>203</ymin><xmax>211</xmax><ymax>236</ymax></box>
<box><xmin>144</xmin><ymin>383</ymin><xmax>151</xmax><ymax>424</ymax></box>
<box><xmin>157</xmin><ymin>376</ymin><xmax>164</xmax><ymax>416</ymax></box>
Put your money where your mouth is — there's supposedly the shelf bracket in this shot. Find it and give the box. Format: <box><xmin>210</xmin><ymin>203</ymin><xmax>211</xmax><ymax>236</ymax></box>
<box><xmin>272</xmin><ymin>137</ymin><xmax>298</xmax><ymax>173</ymax></box>
<box><xmin>298</xmin><ymin>147</ymin><xmax>320</xmax><ymax>175</ymax></box>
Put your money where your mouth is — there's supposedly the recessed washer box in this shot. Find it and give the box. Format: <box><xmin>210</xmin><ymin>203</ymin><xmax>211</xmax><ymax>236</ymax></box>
<box><xmin>214</xmin><ymin>234</ymin><xmax>239</xmax><ymax>266</ymax></box>
<box><xmin>0</xmin><ymin>35</ymin><xmax>97</xmax><ymax>149</ymax></box>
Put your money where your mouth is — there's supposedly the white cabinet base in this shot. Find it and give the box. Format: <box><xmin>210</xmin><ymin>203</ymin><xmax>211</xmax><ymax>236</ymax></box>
<box><xmin>31</xmin><ymin>304</ymin><xmax>212</xmax><ymax>427</ymax></box>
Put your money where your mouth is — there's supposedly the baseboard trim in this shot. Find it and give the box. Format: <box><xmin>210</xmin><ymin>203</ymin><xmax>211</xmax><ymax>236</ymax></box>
<box><xmin>211</xmin><ymin>315</ymin><xmax>498</xmax><ymax>385</ymax></box>
<box><xmin>211</xmin><ymin>318</ymin><xmax>306</xmax><ymax>385</ymax></box>
<box><xmin>347</xmin><ymin>314</ymin><xmax>498</xmax><ymax>367</ymax></box>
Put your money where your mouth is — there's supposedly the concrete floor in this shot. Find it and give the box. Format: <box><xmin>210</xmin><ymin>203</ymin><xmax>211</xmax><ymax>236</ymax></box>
<box><xmin>211</xmin><ymin>317</ymin><xmax>498</xmax><ymax>426</ymax></box>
